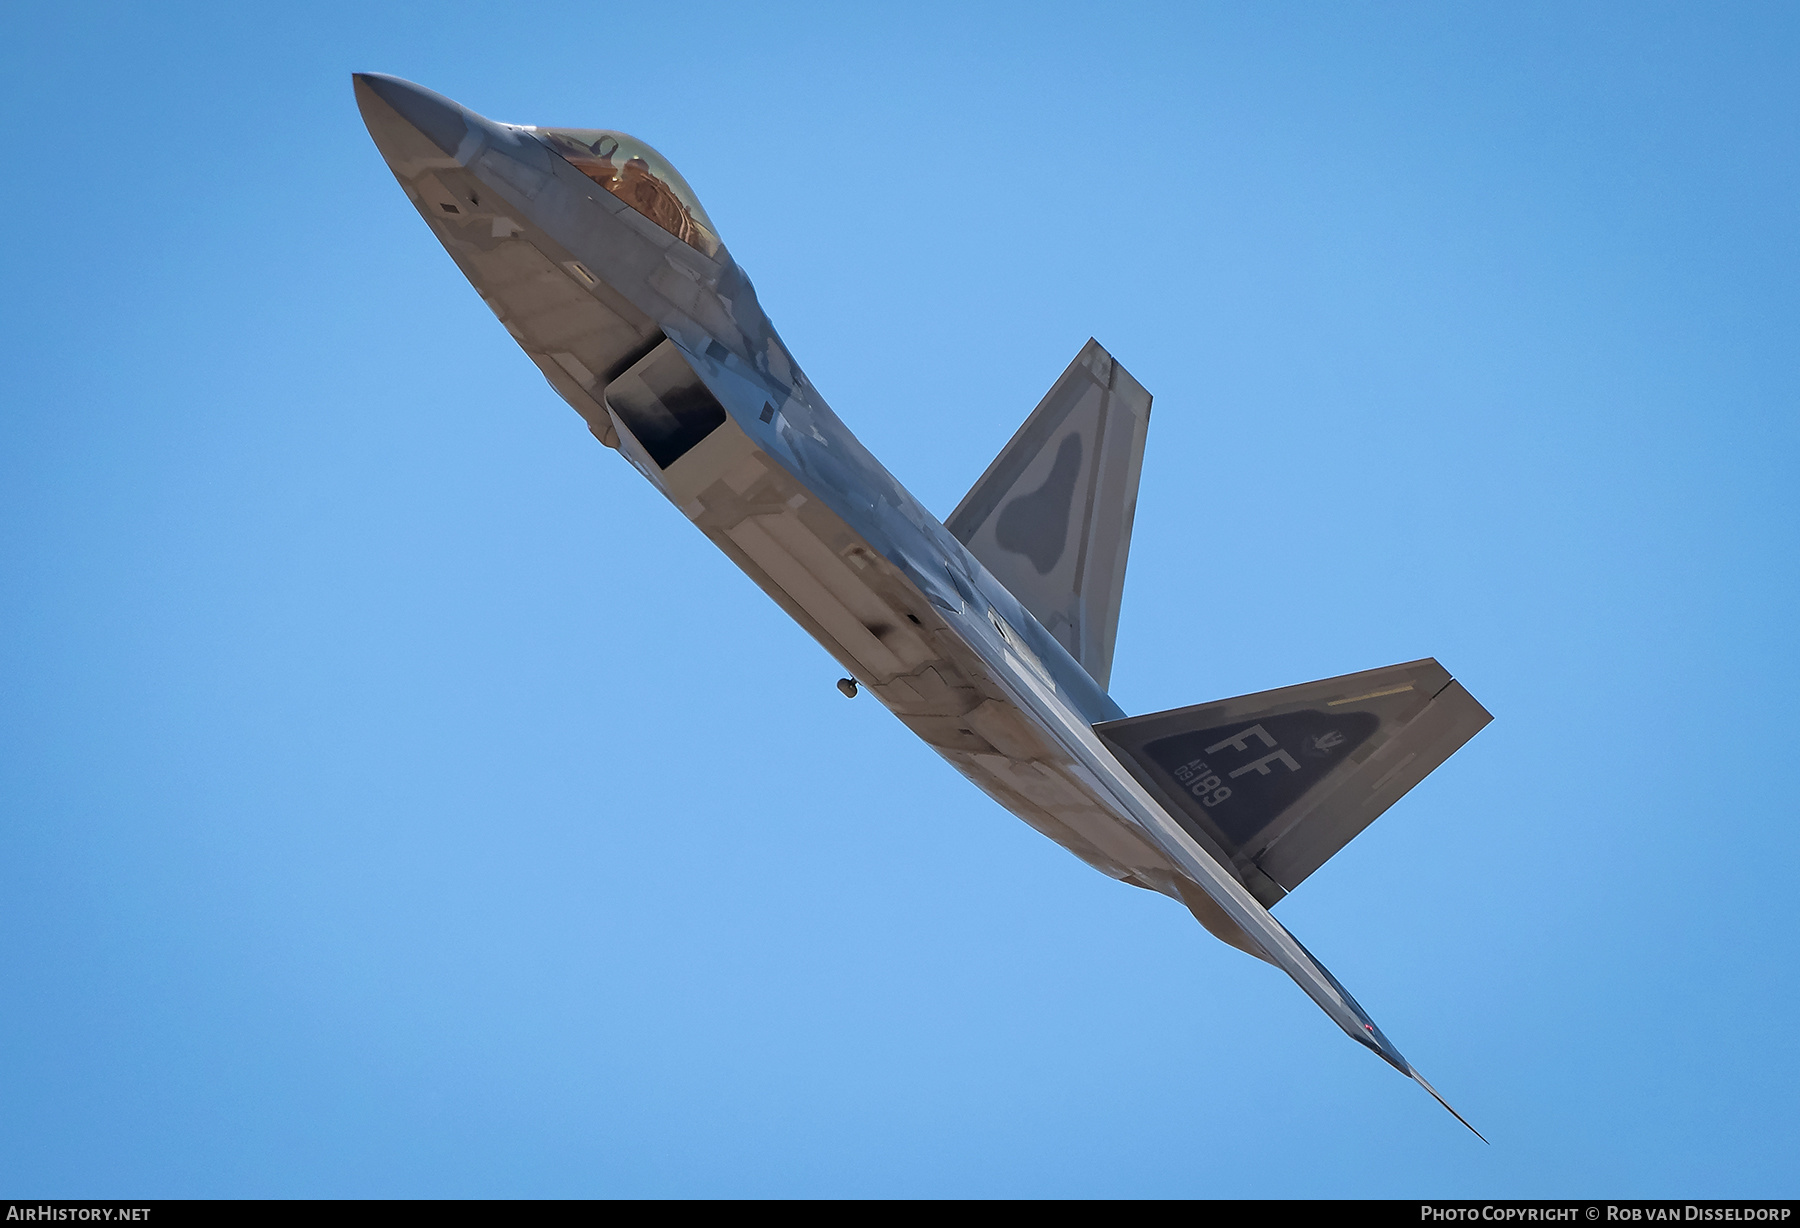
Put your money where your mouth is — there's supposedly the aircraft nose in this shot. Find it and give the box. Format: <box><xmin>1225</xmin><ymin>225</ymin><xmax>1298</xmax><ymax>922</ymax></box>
<box><xmin>352</xmin><ymin>72</ymin><xmax>469</xmax><ymax>156</ymax></box>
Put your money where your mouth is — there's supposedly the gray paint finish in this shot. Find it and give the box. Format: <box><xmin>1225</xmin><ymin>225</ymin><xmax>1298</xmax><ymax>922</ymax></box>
<box><xmin>1097</xmin><ymin>659</ymin><xmax>1494</xmax><ymax>907</ymax></box>
<box><xmin>355</xmin><ymin>74</ymin><xmax>1488</xmax><ymax>1138</ymax></box>
<box><xmin>948</xmin><ymin>339</ymin><xmax>1150</xmax><ymax>690</ymax></box>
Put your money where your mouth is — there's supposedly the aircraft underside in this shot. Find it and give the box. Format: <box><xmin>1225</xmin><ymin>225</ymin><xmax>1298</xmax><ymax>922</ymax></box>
<box><xmin>354</xmin><ymin>71</ymin><xmax>1491</xmax><ymax>1137</ymax></box>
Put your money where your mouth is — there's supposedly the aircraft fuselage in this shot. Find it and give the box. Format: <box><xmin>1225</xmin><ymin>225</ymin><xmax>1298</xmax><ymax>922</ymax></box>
<box><xmin>354</xmin><ymin>74</ymin><xmax>1488</xmax><ymax>1131</ymax></box>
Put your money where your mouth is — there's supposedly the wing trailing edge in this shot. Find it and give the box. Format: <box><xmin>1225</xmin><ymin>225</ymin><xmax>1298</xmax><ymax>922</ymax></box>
<box><xmin>947</xmin><ymin>340</ymin><xmax>1150</xmax><ymax>691</ymax></box>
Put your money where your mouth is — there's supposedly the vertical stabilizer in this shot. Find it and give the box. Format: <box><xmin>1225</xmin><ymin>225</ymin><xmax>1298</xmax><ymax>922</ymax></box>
<box><xmin>947</xmin><ymin>340</ymin><xmax>1151</xmax><ymax>690</ymax></box>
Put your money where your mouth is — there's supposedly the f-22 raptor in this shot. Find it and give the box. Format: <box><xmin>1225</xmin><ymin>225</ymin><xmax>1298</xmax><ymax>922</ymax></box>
<box><xmin>355</xmin><ymin>73</ymin><xmax>1492</xmax><ymax>1135</ymax></box>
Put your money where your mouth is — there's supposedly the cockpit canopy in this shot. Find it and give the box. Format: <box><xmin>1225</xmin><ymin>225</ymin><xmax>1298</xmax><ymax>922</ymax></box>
<box><xmin>534</xmin><ymin>128</ymin><xmax>721</xmax><ymax>258</ymax></box>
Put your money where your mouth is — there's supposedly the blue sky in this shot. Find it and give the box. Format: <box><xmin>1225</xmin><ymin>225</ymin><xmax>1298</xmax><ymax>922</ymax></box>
<box><xmin>1</xmin><ymin>0</ymin><xmax>1795</xmax><ymax>1198</ymax></box>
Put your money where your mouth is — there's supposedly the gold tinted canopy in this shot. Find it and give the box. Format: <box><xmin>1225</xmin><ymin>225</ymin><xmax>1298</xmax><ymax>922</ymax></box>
<box><xmin>535</xmin><ymin>128</ymin><xmax>720</xmax><ymax>258</ymax></box>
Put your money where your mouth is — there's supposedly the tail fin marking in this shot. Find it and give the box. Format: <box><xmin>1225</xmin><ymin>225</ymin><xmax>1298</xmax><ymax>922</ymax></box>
<box><xmin>1096</xmin><ymin>658</ymin><xmax>1491</xmax><ymax>906</ymax></box>
<box><xmin>947</xmin><ymin>339</ymin><xmax>1150</xmax><ymax>690</ymax></box>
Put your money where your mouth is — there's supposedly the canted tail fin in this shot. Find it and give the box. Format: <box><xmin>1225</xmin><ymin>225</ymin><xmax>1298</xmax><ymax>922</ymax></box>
<box><xmin>1096</xmin><ymin>659</ymin><xmax>1491</xmax><ymax>907</ymax></box>
<box><xmin>947</xmin><ymin>340</ymin><xmax>1150</xmax><ymax>690</ymax></box>
<box><xmin>1100</xmin><ymin>659</ymin><xmax>1491</xmax><ymax>1139</ymax></box>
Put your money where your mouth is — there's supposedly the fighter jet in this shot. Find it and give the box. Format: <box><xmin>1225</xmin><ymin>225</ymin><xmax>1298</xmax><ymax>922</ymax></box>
<box><xmin>354</xmin><ymin>73</ymin><xmax>1492</xmax><ymax>1136</ymax></box>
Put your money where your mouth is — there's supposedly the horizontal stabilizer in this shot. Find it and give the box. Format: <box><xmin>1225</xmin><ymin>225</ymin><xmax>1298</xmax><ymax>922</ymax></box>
<box><xmin>1095</xmin><ymin>659</ymin><xmax>1490</xmax><ymax>906</ymax></box>
<box><xmin>947</xmin><ymin>340</ymin><xmax>1150</xmax><ymax>690</ymax></box>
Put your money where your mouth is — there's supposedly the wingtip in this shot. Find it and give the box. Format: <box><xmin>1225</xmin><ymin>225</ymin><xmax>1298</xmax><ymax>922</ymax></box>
<box><xmin>1411</xmin><ymin>1069</ymin><xmax>1488</xmax><ymax>1143</ymax></box>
